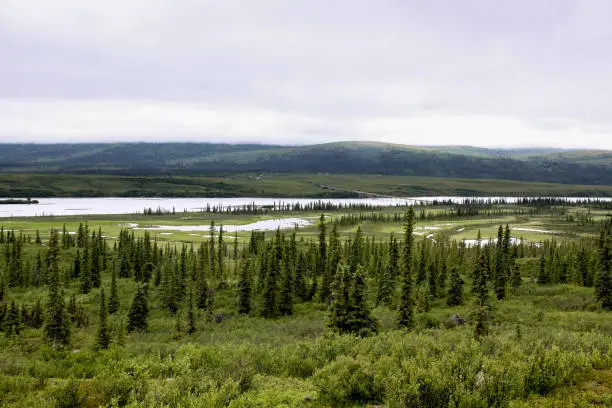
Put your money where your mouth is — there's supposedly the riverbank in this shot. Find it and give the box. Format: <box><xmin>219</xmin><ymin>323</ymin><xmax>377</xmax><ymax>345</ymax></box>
<box><xmin>0</xmin><ymin>198</ymin><xmax>38</xmax><ymax>205</ymax></box>
<box><xmin>2</xmin><ymin>173</ymin><xmax>612</xmax><ymax>199</ymax></box>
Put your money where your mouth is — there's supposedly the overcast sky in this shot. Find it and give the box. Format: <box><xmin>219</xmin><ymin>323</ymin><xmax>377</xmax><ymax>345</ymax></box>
<box><xmin>1</xmin><ymin>0</ymin><xmax>612</xmax><ymax>149</ymax></box>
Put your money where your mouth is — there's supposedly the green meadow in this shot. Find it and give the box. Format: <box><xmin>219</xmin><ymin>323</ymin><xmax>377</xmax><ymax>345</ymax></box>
<box><xmin>0</xmin><ymin>200</ymin><xmax>611</xmax><ymax>407</ymax></box>
<box><xmin>3</xmin><ymin>173</ymin><xmax>612</xmax><ymax>198</ymax></box>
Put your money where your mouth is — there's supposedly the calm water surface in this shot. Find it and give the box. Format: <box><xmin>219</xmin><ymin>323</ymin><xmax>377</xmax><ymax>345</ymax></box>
<box><xmin>0</xmin><ymin>197</ymin><xmax>610</xmax><ymax>217</ymax></box>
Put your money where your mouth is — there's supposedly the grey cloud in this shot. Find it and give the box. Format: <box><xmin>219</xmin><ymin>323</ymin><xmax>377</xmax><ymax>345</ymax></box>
<box><xmin>0</xmin><ymin>0</ymin><xmax>611</xmax><ymax>147</ymax></box>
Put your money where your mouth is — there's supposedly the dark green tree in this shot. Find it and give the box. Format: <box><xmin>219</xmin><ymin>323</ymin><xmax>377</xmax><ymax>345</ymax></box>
<box><xmin>197</xmin><ymin>266</ymin><xmax>209</xmax><ymax>310</ymax></box>
<box><xmin>328</xmin><ymin>263</ymin><xmax>350</xmax><ymax>333</ymax></box>
<box><xmin>279</xmin><ymin>262</ymin><xmax>293</xmax><ymax>316</ymax></box>
<box><xmin>127</xmin><ymin>287</ymin><xmax>149</xmax><ymax>333</ymax></box>
<box><xmin>494</xmin><ymin>225</ymin><xmax>508</xmax><ymax>300</ymax></box>
<box><xmin>217</xmin><ymin>225</ymin><xmax>224</xmax><ymax>279</ymax></box>
<box><xmin>30</xmin><ymin>299</ymin><xmax>44</xmax><ymax>329</ymax></box>
<box><xmin>595</xmin><ymin>228</ymin><xmax>612</xmax><ymax>310</ymax></box>
<box><xmin>344</xmin><ymin>265</ymin><xmax>379</xmax><ymax>336</ymax></box>
<box><xmin>80</xmin><ymin>246</ymin><xmax>91</xmax><ymax>294</ymax></box>
<box><xmin>317</xmin><ymin>213</ymin><xmax>327</xmax><ymax>281</ymax></box>
<box><xmin>397</xmin><ymin>207</ymin><xmax>415</xmax><ymax>329</ymax></box>
<box><xmin>510</xmin><ymin>262</ymin><xmax>522</xmax><ymax>289</ymax></box>
<box><xmin>447</xmin><ymin>266</ymin><xmax>464</xmax><ymax>307</ymax></box>
<box><xmin>262</xmin><ymin>229</ymin><xmax>282</xmax><ymax>318</ymax></box>
<box><xmin>43</xmin><ymin>233</ymin><xmax>71</xmax><ymax>348</ymax></box>
<box><xmin>237</xmin><ymin>257</ymin><xmax>252</xmax><ymax>314</ymax></box>
<box><xmin>376</xmin><ymin>261</ymin><xmax>394</xmax><ymax>307</ymax></box>
<box><xmin>96</xmin><ymin>289</ymin><xmax>110</xmax><ymax>350</ymax></box>
<box><xmin>4</xmin><ymin>300</ymin><xmax>21</xmax><ymax>335</ymax></box>
<box><xmin>537</xmin><ymin>252</ymin><xmax>550</xmax><ymax>285</ymax></box>
<box><xmin>108</xmin><ymin>266</ymin><xmax>120</xmax><ymax>314</ymax></box>
<box><xmin>187</xmin><ymin>289</ymin><xmax>197</xmax><ymax>335</ymax></box>
<box><xmin>472</xmin><ymin>252</ymin><xmax>490</xmax><ymax>342</ymax></box>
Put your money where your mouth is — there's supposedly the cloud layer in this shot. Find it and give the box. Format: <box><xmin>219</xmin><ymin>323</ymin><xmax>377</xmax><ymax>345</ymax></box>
<box><xmin>1</xmin><ymin>0</ymin><xmax>612</xmax><ymax>148</ymax></box>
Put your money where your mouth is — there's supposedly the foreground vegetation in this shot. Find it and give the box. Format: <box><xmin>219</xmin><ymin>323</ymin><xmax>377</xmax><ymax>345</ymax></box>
<box><xmin>0</xmin><ymin>200</ymin><xmax>611</xmax><ymax>407</ymax></box>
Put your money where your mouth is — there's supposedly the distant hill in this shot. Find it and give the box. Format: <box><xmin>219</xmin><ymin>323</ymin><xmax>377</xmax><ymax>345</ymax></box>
<box><xmin>0</xmin><ymin>141</ymin><xmax>610</xmax><ymax>186</ymax></box>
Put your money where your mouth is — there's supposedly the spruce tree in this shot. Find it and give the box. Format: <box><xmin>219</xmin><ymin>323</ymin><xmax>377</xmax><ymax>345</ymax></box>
<box><xmin>279</xmin><ymin>262</ymin><xmax>294</xmax><ymax>316</ymax></box>
<box><xmin>237</xmin><ymin>258</ymin><xmax>252</xmax><ymax>314</ymax></box>
<box><xmin>345</xmin><ymin>265</ymin><xmax>379</xmax><ymax>336</ymax></box>
<box><xmin>472</xmin><ymin>252</ymin><xmax>490</xmax><ymax>342</ymax></box>
<box><xmin>187</xmin><ymin>289</ymin><xmax>197</xmax><ymax>335</ymax></box>
<box><xmin>20</xmin><ymin>303</ymin><xmax>29</xmax><ymax>329</ymax></box>
<box><xmin>197</xmin><ymin>266</ymin><xmax>209</xmax><ymax>310</ymax></box>
<box><xmin>427</xmin><ymin>261</ymin><xmax>437</xmax><ymax>300</ymax></box>
<box><xmin>108</xmin><ymin>267</ymin><xmax>120</xmax><ymax>314</ymax></box>
<box><xmin>376</xmin><ymin>261</ymin><xmax>394</xmax><ymax>307</ymax></box>
<box><xmin>416</xmin><ymin>240</ymin><xmax>428</xmax><ymax>285</ymax></box>
<box><xmin>173</xmin><ymin>310</ymin><xmax>183</xmax><ymax>340</ymax></box>
<box><xmin>438</xmin><ymin>255</ymin><xmax>448</xmax><ymax>297</ymax></box>
<box><xmin>72</xmin><ymin>250</ymin><xmax>81</xmax><ymax>279</ymax></box>
<box><xmin>96</xmin><ymin>289</ymin><xmax>110</xmax><ymax>350</ymax></box>
<box><xmin>494</xmin><ymin>225</ymin><xmax>507</xmax><ymax>300</ymax></box>
<box><xmin>262</xmin><ymin>229</ymin><xmax>282</xmax><ymax>318</ymax></box>
<box><xmin>127</xmin><ymin>287</ymin><xmax>149</xmax><ymax>333</ymax></box>
<box><xmin>397</xmin><ymin>207</ymin><xmax>415</xmax><ymax>329</ymax></box>
<box><xmin>537</xmin><ymin>252</ymin><xmax>550</xmax><ymax>285</ymax></box>
<box><xmin>447</xmin><ymin>266</ymin><xmax>464</xmax><ymax>307</ymax></box>
<box><xmin>294</xmin><ymin>252</ymin><xmax>307</xmax><ymax>302</ymax></box>
<box><xmin>595</xmin><ymin>228</ymin><xmax>612</xmax><ymax>310</ymax></box>
<box><xmin>328</xmin><ymin>263</ymin><xmax>350</xmax><ymax>332</ymax></box>
<box><xmin>510</xmin><ymin>262</ymin><xmax>522</xmax><ymax>289</ymax></box>
<box><xmin>5</xmin><ymin>300</ymin><xmax>20</xmax><ymax>335</ymax></box>
<box><xmin>43</xmin><ymin>234</ymin><xmax>71</xmax><ymax>348</ymax></box>
<box><xmin>80</xmin><ymin>246</ymin><xmax>91</xmax><ymax>294</ymax></box>
<box><xmin>217</xmin><ymin>225</ymin><xmax>224</xmax><ymax>280</ymax></box>
<box><xmin>472</xmin><ymin>230</ymin><xmax>483</xmax><ymax>294</ymax></box>
<box><xmin>30</xmin><ymin>299</ymin><xmax>44</xmax><ymax>329</ymax></box>
<box><xmin>90</xmin><ymin>231</ymin><xmax>101</xmax><ymax>288</ymax></box>
<box><xmin>317</xmin><ymin>214</ymin><xmax>327</xmax><ymax>282</ymax></box>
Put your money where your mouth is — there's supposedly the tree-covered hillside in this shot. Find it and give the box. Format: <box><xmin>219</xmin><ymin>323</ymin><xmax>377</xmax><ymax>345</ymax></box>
<box><xmin>0</xmin><ymin>141</ymin><xmax>610</xmax><ymax>186</ymax></box>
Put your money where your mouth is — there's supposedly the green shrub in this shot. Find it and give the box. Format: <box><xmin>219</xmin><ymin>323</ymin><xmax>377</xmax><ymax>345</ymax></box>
<box><xmin>52</xmin><ymin>380</ymin><xmax>84</xmax><ymax>408</ymax></box>
<box><xmin>313</xmin><ymin>356</ymin><xmax>384</xmax><ymax>406</ymax></box>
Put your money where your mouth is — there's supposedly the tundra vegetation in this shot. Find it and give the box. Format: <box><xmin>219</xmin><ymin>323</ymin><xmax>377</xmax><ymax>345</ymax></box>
<box><xmin>0</xmin><ymin>198</ymin><xmax>611</xmax><ymax>407</ymax></box>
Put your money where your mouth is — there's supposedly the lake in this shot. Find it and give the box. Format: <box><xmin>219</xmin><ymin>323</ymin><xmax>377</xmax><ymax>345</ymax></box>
<box><xmin>0</xmin><ymin>196</ymin><xmax>610</xmax><ymax>217</ymax></box>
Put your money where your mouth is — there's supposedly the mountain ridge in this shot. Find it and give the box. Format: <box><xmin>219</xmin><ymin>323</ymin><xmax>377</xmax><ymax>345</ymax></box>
<box><xmin>0</xmin><ymin>141</ymin><xmax>610</xmax><ymax>186</ymax></box>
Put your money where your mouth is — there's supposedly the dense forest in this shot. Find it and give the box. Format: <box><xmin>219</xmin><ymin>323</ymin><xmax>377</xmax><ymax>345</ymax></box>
<box><xmin>0</xmin><ymin>200</ymin><xmax>611</xmax><ymax>406</ymax></box>
<box><xmin>1</xmin><ymin>142</ymin><xmax>612</xmax><ymax>186</ymax></box>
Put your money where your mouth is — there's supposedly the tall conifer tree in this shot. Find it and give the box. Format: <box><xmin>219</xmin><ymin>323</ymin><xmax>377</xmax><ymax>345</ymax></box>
<box><xmin>108</xmin><ymin>266</ymin><xmax>120</xmax><ymax>315</ymax></box>
<box><xmin>397</xmin><ymin>207</ymin><xmax>415</xmax><ymax>329</ymax></box>
<box><xmin>595</xmin><ymin>227</ymin><xmax>612</xmax><ymax>310</ymax></box>
<box><xmin>97</xmin><ymin>288</ymin><xmax>110</xmax><ymax>350</ymax></box>
<box><xmin>44</xmin><ymin>230</ymin><xmax>70</xmax><ymax>348</ymax></box>
<box><xmin>127</xmin><ymin>287</ymin><xmax>149</xmax><ymax>333</ymax></box>
<box><xmin>237</xmin><ymin>257</ymin><xmax>252</xmax><ymax>314</ymax></box>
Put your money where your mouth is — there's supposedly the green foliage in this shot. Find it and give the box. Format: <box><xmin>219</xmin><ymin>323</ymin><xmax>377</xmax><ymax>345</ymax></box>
<box><xmin>0</xmin><ymin>203</ymin><xmax>611</xmax><ymax>407</ymax></box>
<box><xmin>96</xmin><ymin>288</ymin><xmax>110</xmax><ymax>350</ymax></box>
<box><xmin>2</xmin><ymin>142</ymin><xmax>612</xmax><ymax>188</ymax></box>
<box><xmin>595</xmin><ymin>227</ymin><xmax>612</xmax><ymax>310</ymax></box>
<box><xmin>51</xmin><ymin>380</ymin><xmax>84</xmax><ymax>408</ymax></box>
<box><xmin>43</xmin><ymin>233</ymin><xmax>71</xmax><ymax>348</ymax></box>
<box><xmin>447</xmin><ymin>266</ymin><xmax>464</xmax><ymax>307</ymax></box>
<box><xmin>187</xmin><ymin>289</ymin><xmax>197</xmax><ymax>336</ymax></box>
<box><xmin>313</xmin><ymin>356</ymin><xmax>384</xmax><ymax>406</ymax></box>
<box><xmin>127</xmin><ymin>287</ymin><xmax>148</xmax><ymax>333</ymax></box>
<box><xmin>237</xmin><ymin>258</ymin><xmax>252</xmax><ymax>315</ymax></box>
<box><xmin>108</xmin><ymin>266</ymin><xmax>120</xmax><ymax>314</ymax></box>
<box><xmin>397</xmin><ymin>207</ymin><xmax>415</xmax><ymax>329</ymax></box>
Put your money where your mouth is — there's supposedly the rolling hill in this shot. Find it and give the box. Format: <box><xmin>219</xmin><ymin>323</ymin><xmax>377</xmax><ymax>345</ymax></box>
<box><xmin>0</xmin><ymin>141</ymin><xmax>610</xmax><ymax>186</ymax></box>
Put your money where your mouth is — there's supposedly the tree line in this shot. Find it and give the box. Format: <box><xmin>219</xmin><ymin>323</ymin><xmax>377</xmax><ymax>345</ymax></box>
<box><xmin>0</xmin><ymin>212</ymin><xmax>610</xmax><ymax>350</ymax></box>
